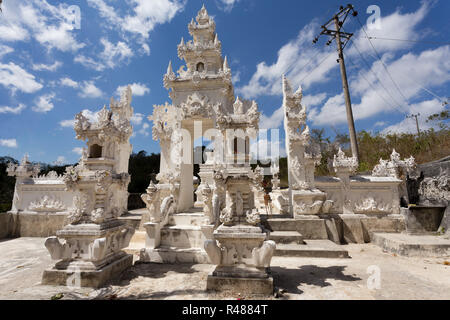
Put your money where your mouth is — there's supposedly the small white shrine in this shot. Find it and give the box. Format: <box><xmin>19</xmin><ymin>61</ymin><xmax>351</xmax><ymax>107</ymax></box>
<box><xmin>41</xmin><ymin>88</ymin><xmax>135</xmax><ymax>287</ymax></box>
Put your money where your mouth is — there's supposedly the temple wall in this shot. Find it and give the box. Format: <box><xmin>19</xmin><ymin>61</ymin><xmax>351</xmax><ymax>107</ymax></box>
<box><xmin>315</xmin><ymin>175</ymin><xmax>402</xmax><ymax>215</ymax></box>
<box><xmin>12</xmin><ymin>178</ymin><xmax>75</xmax><ymax>213</ymax></box>
<box><xmin>1</xmin><ymin>177</ymin><xmax>74</xmax><ymax>238</ymax></box>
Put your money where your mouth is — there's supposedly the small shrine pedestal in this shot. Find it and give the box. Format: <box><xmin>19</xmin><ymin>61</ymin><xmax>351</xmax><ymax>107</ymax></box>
<box><xmin>205</xmin><ymin>225</ymin><xmax>275</xmax><ymax>294</ymax></box>
<box><xmin>42</xmin><ymin>221</ymin><xmax>133</xmax><ymax>288</ymax></box>
<box><xmin>204</xmin><ymin>171</ymin><xmax>276</xmax><ymax>295</ymax></box>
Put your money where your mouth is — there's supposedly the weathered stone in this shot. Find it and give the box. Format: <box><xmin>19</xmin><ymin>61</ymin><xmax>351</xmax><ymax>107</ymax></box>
<box><xmin>42</xmin><ymin>253</ymin><xmax>133</xmax><ymax>288</ymax></box>
<box><xmin>403</xmin><ymin>206</ymin><xmax>446</xmax><ymax>234</ymax></box>
<box><xmin>341</xmin><ymin>215</ymin><xmax>365</xmax><ymax>244</ymax></box>
<box><xmin>372</xmin><ymin>232</ymin><xmax>450</xmax><ymax>257</ymax></box>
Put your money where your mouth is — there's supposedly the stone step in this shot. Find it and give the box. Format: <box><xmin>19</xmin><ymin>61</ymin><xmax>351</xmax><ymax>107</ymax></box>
<box><xmin>168</xmin><ymin>213</ymin><xmax>209</xmax><ymax>226</ymax></box>
<box><xmin>267</xmin><ymin>218</ymin><xmax>328</xmax><ymax>240</ymax></box>
<box><xmin>372</xmin><ymin>232</ymin><xmax>450</xmax><ymax>257</ymax></box>
<box><xmin>274</xmin><ymin>240</ymin><xmax>349</xmax><ymax>258</ymax></box>
<box><xmin>269</xmin><ymin>231</ymin><xmax>304</xmax><ymax>244</ymax></box>
<box><xmin>140</xmin><ymin>246</ymin><xmax>209</xmax><ymax>264</ymax></box>
<box><xmin>124</xmin><ymin>230</ymin><xmax>146</xmax><ymax>256</ymax></box>
<box><xmin>160</xmin><ymin>225</ymin><xmax>206</xmax><ymax>249</ymax></box>
<box><xmin>118</xmin><ymin>209</ymin><xmax>146</xmax><ymax>229</ymax></box>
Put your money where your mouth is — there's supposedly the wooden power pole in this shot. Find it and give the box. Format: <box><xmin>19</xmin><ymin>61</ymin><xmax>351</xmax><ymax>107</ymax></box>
<box><xmin>314</xmin><ymin>4</ymin><xmax>359</xmax><ymax>163</ymax></box>
<box><xmin>407</xmin><ymin>113</ymin><xmax>421</xmax><ymax>137</ymax></box>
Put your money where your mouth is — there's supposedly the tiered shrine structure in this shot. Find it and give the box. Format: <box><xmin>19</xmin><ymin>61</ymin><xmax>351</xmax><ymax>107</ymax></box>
<box><xmin>140</xmin><ymin>5</ymin><xmax>275</xmax><ymax>292</ymax></box>
<box><xmin>41</xmin><ymin>88</ymin><xmax>135</xmax><ymax>287</ymax></box>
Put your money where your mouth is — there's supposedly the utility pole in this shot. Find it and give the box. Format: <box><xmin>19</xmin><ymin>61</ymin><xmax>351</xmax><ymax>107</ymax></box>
<box><xmin>407</xmin><ymin>113</ymin><xmax>421</xmax><ymax>137</ymax></box>
<box><xmin>313</xmin><ymin>4</ymin><xmax>359</xmax><ymax>163</ymax></box>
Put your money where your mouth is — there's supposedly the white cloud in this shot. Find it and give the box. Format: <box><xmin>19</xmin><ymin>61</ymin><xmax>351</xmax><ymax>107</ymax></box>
<box><xmin>72</xmin><ymin>147</ymin><xmax>84</xmax><ymax>155</ymax></box>
<box><xmin>0</xmin><ymin>45</ymin><xmax>14</xmax><ymax>58</ymax></box>
<box><xmin>74</xmin><ymin>55</ymin><xmax>105</xmax><ymax>72</ymax></box>
<box><xmin>303</xmin><ymin>93</ymin><xmax>327</xmax><ymax>108</ymax></box>
<box><xmin>116</xmin><ymin>83</ymin><xmax>150</xmax><ymax>97</ymax></box>
<box><xmin>238</xmin><ymin>22</ymin><xmax>336</xmax><ymax>99</ymax></box>
<box><xmin>130</xmin><ymin>113</ymin><xmax>145</xmax><ymax>126</ymax></box>
<box><xmin>53</xmin><ymin>156</ymin><xmax>68</xmax><ymax>166</ymax></box>
<box><xmin>250</xmin><ymin>136</ymin><xmax>286</xmax><ymax>161</ymax></box>
<box><xmin>79</xmin><ymin>81</ymin><xmax>103</xmax><ymax>98</ymax></box>
<box><xmin>32</xmin><ymin>61</ymin><xmax>62</xmax><ymax>71</ymax></box>
<box><xmin>349</xmin><ymin>2</ymin><xmax>430</xmax><ymax>56</ymax></box>
<box><xmin>0</xmin><ymin>62</ymin><xmax>43</xmax><ymax>93</ymax></box>
<box><xmin>382</xmin><ymin>99</ymin><xmax>444</xmax><ymax>134</ymax></box>
<box><xmin>232</xmin><ymin>71</ymin><xmax>241</xmax><ymax>84</ymax></box>
<box><xmin>0</xmin><ymin>139</ymin><xmax>18</xmax><ymax>148</ymax></box>
<box><xmin>311</xmin><ymin>45</ymin><xmax>450</xmax><ymax>126</ymax></box>
<box><xmin>0</xmin><ymin>104</ymin><xmax>26</xmax><ymax>114</ymax></box>
<box><xmin>260</xmin><ymin>106</ymin><xmax>284</xmax><ymax>130</ymax></box>
<box><xmin>374</xmin><ymin>121</ymin><xmax>387</xmax><ymax>128</ymax></box>
<box><xmin>138</xmin><ymin>122</ymin><xmax>150</xmax><ymax>136</ymax></box>
<box><xmin>32</xmin><ymin>93</ymin><xmax>55</xmax><ymax>113</ymax></box>
<box><xmin>60</xmin><ymin>109</ymin><xmax>100</xmax><ymax>128</ymax></box>
<box><xmin>121</xmin><ymin>0</ymin><xmax>185</xmax><ymax>38</ymax></box>
<box><xmin>75</xmin><ymin>38</ymin><xmax>133</xmax><ymax>71</ymax></box>
<box><xmin>87</xmin><ymin>0</ymin><xmax>185</xmax><ymax>52</ymax></box>
<box><xmin>218</xmin><ymin>0</ymin><xmax>240</xmax><ymax>12</ymax></box>
<box><xmin>60</xmin><ymin>77</ymin><xmax>78</xmax><ymax>88</ymax></box>
<box><xmin>100</xmin><ymin>38</ymin><xmax>133</xmax><ymax>69</ymax></box>
<box><xmin>0</xmin><ymin>1</ymin><xmax>84</xmax><ymax>52</ymax></box>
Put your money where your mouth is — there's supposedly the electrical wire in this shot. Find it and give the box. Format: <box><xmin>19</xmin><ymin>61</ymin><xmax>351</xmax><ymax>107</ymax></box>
<box><xmin>344</xmin><ymin>48</ymin><xmax>408</xmax><ymax>116</ymax></box>
<box><xmin>355</xmin><ymin>15</ymin><xmax>411</xmax><ymax>109</ymax></box>
<box><xmin>298</xmin><ymin>50</ymin><xmax>335</xmax><ymax>83</ymax></box>
<box><xmin>345</xmin><ymin>36</ymin><xmax>408</xmax><ymax>115</ymax></box>
<box><xmin>360</xmin><ymin>36</ymin><xmax>450</xmax><ymax>46</ymax></box>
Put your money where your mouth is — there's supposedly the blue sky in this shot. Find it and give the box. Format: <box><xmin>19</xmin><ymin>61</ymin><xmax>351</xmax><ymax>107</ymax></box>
<box><xmin>0</xmin><ymin>0</ymin><xmax>449</xmax><ymax>164</ymax></box>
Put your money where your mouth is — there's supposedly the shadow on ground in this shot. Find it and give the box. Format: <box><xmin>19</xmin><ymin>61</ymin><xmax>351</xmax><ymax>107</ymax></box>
<box><xmin>271</xmin><ymin>265</ymin><xmax>362</xmax><ymax>295</ymax></box>
<box><xmin>111</xmin><ymin>261</ymin><xmax>200</xmax><ymax>285</ymax></box>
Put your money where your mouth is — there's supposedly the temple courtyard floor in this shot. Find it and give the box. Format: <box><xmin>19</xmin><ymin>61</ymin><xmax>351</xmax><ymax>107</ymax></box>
<box><xmin>0</xmin><ymin>237</ymin><xmax>449</xmax><ymax>300</ymax></box>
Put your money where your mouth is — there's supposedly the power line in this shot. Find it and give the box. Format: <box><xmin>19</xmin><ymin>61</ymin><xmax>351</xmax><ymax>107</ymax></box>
<box><xmin>298</xmin><ymin>50</ymin><xmax>335</xmax><ymax>83</ymax></box>
<box><xmin>350</xmin><ymin>21</ymin><xmax>448</xmax><ymax>107</ymax></box>
<box><xmin>355</xmin><ymin>15</ymin><xmax>411</xmax><ymax>109</ymax></box>
<box><xmin>347</xmin><ymin>40</ymin><xmax>408</xmax><ymax>114</ymax></box>
<box><xmin>344</xmin><ymin>48</ymin><xmax>408</xmax><ymax>117</ymax></box>
<box><xmin>342</xmin><ymin>27</ymin><xmax>408</xmax><ymax>115</ymax></box>
<box><xmin>360</xmin><ymin>36</ymin><xmax>450</xmax><ymax>46</ymax></box>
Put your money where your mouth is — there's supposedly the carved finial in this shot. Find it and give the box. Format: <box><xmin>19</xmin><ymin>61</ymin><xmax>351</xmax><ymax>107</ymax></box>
<box><xmin>223</xmin><ymin>56</ymin><xmax>229</xmax><ymax>70</ymax></box>
<box><xmin>21</xmin><ymin>153</ymin><xmax>30</xmax><ymax>165</ymax></box>
<box><xmin>282</xmin><ymin>74</ymin><xmax>293</xmax><ymax>96</ymax></box>
<box><xmin>214</xmin><ymin>33</ymin><xmax>219</xmax><ymax>45</ymax></box>
<box><xmin>179</xmin><ymin>37</ymin><xmax>184</xmax><ymax>46</ymax></box>
<box><xmin>120</xmin><ymin>85</ymin><xmax>132</xmax><ymax>106</ymax></box>
<box><xmin>294</xmin><ymin>85</ymin><xmax>303</xmax><ymax>98</ymax></box>
<box><xmin>167</xmin><ymin>61</ymin><xmax>173</xmax><ymax>75</ymax></box>
<box><xmin>196</xmin><ymin>5</ymin><xmax>209</xmax><ymax>24</ymax></box>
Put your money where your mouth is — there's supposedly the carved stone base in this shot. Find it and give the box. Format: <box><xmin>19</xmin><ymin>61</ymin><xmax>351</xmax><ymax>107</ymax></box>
<box><xmin>292</xmin><ymin>189</ymin><xmax>333</xmax><ymax>217</ymax></box>
<box><xmin>270</xmin><ymin>189</ymin><xmax>289</xmax><ymax>215</ymax></box>
<box><xmin>41</xmin><ymin>253</ymin><xmax>132</xmax><ymax>288</ymax></box>
<box><xmin>206</xmin><ymin>273</ymin><xmax>273</xmax><ymax>295</ymax></box>
<box><xmin>139</xmin><ymin>247</ymin><xmax>209</xmax><ymax>264</ymax></box>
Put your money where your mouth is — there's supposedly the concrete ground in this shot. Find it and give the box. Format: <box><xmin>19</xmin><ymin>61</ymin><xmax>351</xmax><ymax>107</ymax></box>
<box><xmin>0</xmin><ymin>237</ymin><xmax>449</xmax><ymax>300</ymax></box>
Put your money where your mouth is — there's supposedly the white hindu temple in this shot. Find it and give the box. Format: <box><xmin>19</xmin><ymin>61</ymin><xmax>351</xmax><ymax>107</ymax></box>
<box><xmin>3</xmin><ymin>5</ymin><xmax>422</xmax><ymax>293</ymax></box>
